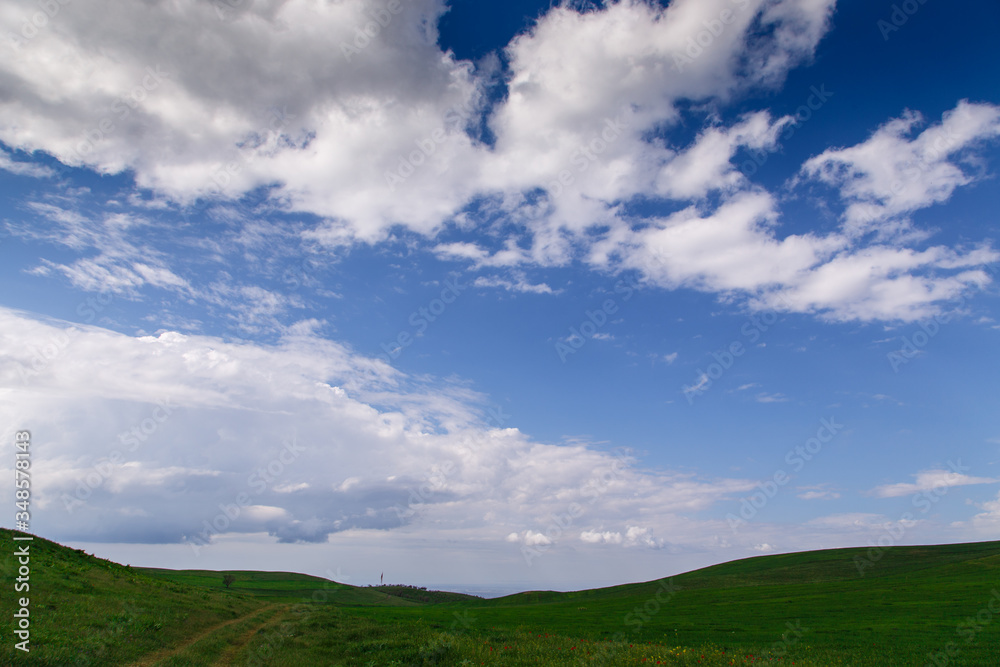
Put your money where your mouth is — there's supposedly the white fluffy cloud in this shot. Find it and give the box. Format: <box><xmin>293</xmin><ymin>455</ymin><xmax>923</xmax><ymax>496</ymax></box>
<box><xmin>801</xmin><ymin>100</ymin><xmax>1000</xmax><ymax>239</ymax></box>
<box><xmin>1</xmin><ymin>0</ymin><xmax>484</xmax><ymax>241</ymax></box>
<box><xmin>654</xmin><ymin>112</ymin><xmax>792</xmax><ymax>199</ymax></box>
<box><xmin>2</xmin><ymin>308</ymin><xmax>996</xmax><ymax>582</ymax></box>
<box><xmin>0</xmin><ymin>306</ymin><xmax>759</xmax><ymax>551</ymax></box>
<box><xmin>965</xmin><ymin>491</ymin><xmax>1000</xmax><ymax>533</ymax></box>
<box><xmin>0</xmin><ymin>0</ymin><xmax>996</xmax><ymax>327</ymax></box>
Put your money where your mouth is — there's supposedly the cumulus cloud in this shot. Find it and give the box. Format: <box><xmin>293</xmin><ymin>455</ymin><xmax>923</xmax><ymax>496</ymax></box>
<box><xmin>578</xmin><ymin>526</ymin><xmax>666</xmax><ymax>549</ymax></box>
<box><xmin>580</xmin><ymin>529</ymin><xmax>623</xmax><ymax>545</ymax></box>
<box><xmin>654</xmin><ymin>112</ymin><xmax>792</xmax><ymax>199</ymax></box>
<box><xmin>0</xmin><ymin>0</ymin><xmax>996</xmax><ymax>328</ymax></box>
<box><xmin>0</xmin><ymin>307</ymin><xmax>759</xmax><ymax>550</ymax></box>
<box><xmin>4</xmin><ymin>305</ymin><xmax>994</xmax><ymax>579</ymax></box>
<box><xmin>0</xmin><ymin>0</ymin><xmax>486</xmax><ymax>241</ymax></box>
<box><xmin>963</xmin><ymin>491</ymin><xmax>1000</xmax><ymax>533</ymax></box>
<box><xmin>800</xmin><ymin>100</ymin><xmax>1000</xmax><ymax>239</ymax></box>
<box><xmin>623</xmin><ymin>525</ymin><xmax>665</xmax><ymax>548</ymax></box>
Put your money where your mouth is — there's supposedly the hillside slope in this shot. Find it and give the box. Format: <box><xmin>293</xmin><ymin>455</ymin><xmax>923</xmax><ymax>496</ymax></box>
<box><xmin>484</xmin><ymin>539</ymin><xmax>1000</xmax><ymax>606</ymax></box>
<box><xmin>0</xmin><ymin>528</ymin><xmax>264</xmax><ymax>666</ymax></box>
<box><xmin>4</xmin><ymin>529</ymin><xmax>999</xmax><ymax>666</ymax></box>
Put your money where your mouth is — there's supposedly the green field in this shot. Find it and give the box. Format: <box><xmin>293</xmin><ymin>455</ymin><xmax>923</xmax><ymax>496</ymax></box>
<box><xmin>2</xmin><ymin>528</ymin><xmax>999</xmax><ymax>666</ymax></box>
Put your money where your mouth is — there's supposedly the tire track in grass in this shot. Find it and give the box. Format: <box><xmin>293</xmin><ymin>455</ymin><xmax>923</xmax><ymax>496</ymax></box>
<box><xmin>214</xmin><ymin>604</ymin><xmax>291</xmax><ymax>666</ymax></box>
<box><xmin>127</xmin><ymin>603</ymin><xmax>279</xmax><ymax>666</ymax></box>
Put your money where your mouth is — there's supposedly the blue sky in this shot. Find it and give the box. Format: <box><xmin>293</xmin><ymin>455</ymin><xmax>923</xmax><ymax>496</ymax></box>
<box><xmin>1</xmin><ymin>0</ymin><xmax>999</xmax><ymax>595</ymax></box>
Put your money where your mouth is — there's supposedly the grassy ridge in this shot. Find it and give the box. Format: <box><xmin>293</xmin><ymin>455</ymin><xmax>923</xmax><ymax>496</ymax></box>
<box><xmin>345</xmin><ymin>540</ymin><xmax>1000</xmax><ymax>664</ymax></box>
<box><xmin>0</xmin><ymin>529</ymin><xmax>264</xmax><ymax>666</ymax></box>
<box><xmin>135</xmin><ymin>568</ymin><xmax>421</xmax><ymax>606</ymax></box>
<box><xmin>136</xmin><ymin>569</ymin><xmax>482</xmax><ymax>606</ymax></box>
<box><xmin>3</xmin><ymin>528</ymin><xmax>999</xmax><ymax>665</ymax></box>
<box><xmin>485</xmin><ymin>540</ymin><xmax>1000</xmax><ymax>605</ymax></box>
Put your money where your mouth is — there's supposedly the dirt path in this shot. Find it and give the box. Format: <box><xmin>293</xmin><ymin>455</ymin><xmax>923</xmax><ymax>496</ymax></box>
<box><xmin>213</xmin><ymin>604</ymin><xmax>291</xmax><ymax>666</ymax></box>
<box><xmin>127</xmin><ymin>603</ymin><xmax>280</xmax><ymax>667</ymax></box>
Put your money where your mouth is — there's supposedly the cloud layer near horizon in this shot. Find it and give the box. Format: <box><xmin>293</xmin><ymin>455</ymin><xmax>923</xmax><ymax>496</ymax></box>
<box><xmin>3</xmin><ymin>306</ymin><xmax>996</xmax><ymax>562</ymax></box>
<box><xmin>0</xmin><ymin>306</ymin><xmax>760</xmax><ymax>552</ymax></box>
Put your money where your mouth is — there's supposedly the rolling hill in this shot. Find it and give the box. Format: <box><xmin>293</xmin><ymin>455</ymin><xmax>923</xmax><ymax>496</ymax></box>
<box><xmin>2</xmin><ymin>528</ymin><xmax>998</xmax><ymax>665</ymax></box>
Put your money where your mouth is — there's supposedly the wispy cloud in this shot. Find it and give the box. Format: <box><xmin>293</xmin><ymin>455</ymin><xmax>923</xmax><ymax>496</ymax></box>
<box><xmin>755</xmin><ymin>392</ymin><xmax>790</xmax><ymax>403</ymax></box>
<box><xmin>871</xmin><ymin>469</ymin><xmax>998</xmax><ymax>498</ymax></box>
<box><xmin>472</xmin><ymin>275</ymin><xmax>560</xmax><ymax>295</ymax></box>
<box><xmin>0</xmin><ymin>148</ymin><xmax>56</xmax><ymax>178</ymax></box>
<box><xmin>797</xmin><ymin>486</ymin><xmax>841</xmax><ymax>501</ymax></box>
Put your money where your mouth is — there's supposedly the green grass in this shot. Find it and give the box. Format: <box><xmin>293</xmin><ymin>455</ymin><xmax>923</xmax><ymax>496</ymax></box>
<box><xmin>135</xmin><ymin>569</ymin><xmax>482</xmax><ymax>606</ymax></box>
<box><xmin>134</xmin><ymin>568</ymin><xmax>416</xmax><ymax>606</ymax></box>
<box><xmin>0</xmin><ymin>529</ymin><xmax>263</xmax><ymax>666</ymax></box>
<box><xmin>3</xmin><ymin>528</ymin><xmax>999</xmax><ymax>666</ymax></box>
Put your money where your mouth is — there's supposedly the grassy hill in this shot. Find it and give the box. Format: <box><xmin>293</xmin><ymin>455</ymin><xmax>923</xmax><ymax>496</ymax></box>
<box><xmin>350</xmin><ymin>539</ymin><xmax>1000</xmax><ymax>664</ymax></box>
<box><xmin>0</xmin><ymin>528</ymin><xmax>437</xmax><ymax>666</ymax></box>
<box><xmin>0</xmin><ymin>529</ymin><xmax>264</xmax><ymax>666</ymax></box>
<box><xmin>3</xmin><ymin>527</ymin><xmax>999</xmax><ymax>665</ymax></box>
<box><xmin>134</xmin><ymin>568</ymin><xmax>440</xmax><ymax>606</ymax></box>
